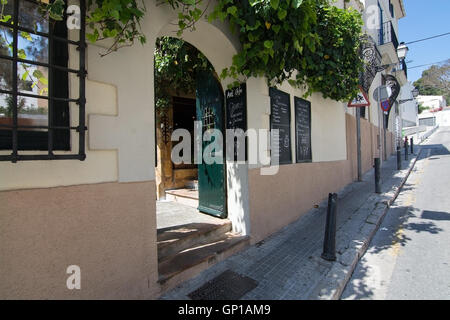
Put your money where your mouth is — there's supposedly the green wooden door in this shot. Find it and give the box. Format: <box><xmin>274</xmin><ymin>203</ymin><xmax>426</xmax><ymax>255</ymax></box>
<box><xmin>196</xmin><ymin>71</ymin><xmax>227</xmax><ymax>218</ymax></box>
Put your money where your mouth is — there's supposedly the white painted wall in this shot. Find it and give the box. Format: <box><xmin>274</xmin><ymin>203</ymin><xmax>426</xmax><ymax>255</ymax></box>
<box><xmin>0</xmin><ymin>0</ymin><xmax>240</xmax><ymax>191</ymax></box>
<box><xmin>0</xmin><ymin>44</ymin><xmax>119</xmax><ymax>191</ymax></box>
<box><xmin>1</xmin><ymin>0</ymin><xmax>395</xmax><ymax>192</ymax></box>
<box><xmin>436</xmin><ymin>109</ymin><xmax>450</xmax><ymax>127</ymax></box>
<box><xmin>277</xmin><ymin>80</ymin><xmax>348</xmax><ymax>163</ymax></box>
<box><xmin>399</xmin><ymin>82</ymin><xmax>418</xmax><ymax>127</ymax></box>
<box><xmin>417</xmin><ymin>95</ymin><xmax>447</xmax><ymax>110</ymax></box>
<box><xmin>246</xmin><ymin>75</ymin><xmax>348</xmax><ymax>171</ymax></box>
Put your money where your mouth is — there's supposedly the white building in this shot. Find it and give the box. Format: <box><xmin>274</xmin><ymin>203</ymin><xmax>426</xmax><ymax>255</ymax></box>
<box><xmin>399</xmin><ymin>82</ymin><xmax>418</xmax><ymax>127</ymax></box>
<box><xmin>417</xmin><ymin>95</ymin><xmax>447</xmax><ymax>111</ymax></box>
<box><xmin>421</xmin><ymin>107</ymin><xmax>450</xmax><ymax>127</ymax></box>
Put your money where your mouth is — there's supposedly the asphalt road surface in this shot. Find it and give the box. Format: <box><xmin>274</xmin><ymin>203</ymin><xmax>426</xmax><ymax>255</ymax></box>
<box><xmin>342</xmin><ymin>127</ymin><xmax>450</xmax><ymax>300</ymax></box>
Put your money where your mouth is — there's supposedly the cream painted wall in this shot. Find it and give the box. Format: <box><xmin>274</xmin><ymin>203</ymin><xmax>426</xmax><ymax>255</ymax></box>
<box><xmin>0</xmin><ymin>0</ymin><xmax>393</xmax><ymax>190</ymax></box>
<box><xmin>0</xmin><ymin>0</ymin><xmax>251</xmax><ymax>237</ymax></box>
<box><xmin>0</xmin><ymin>74</ymin><xmax>118</xmax><ymax>191</ymax></box>
<box><xmin>0</xmin><ymin>0</ymin><xmax>241</xmax><ymax>191</ymax></box>
<box><xmin>0</xmin><ymin>0</ymin><xmax>120</xmax><ymax>191</ymax></box>
<box><xmin>88</xmin><ymin>1</ymin><xmax>241</xmax><ymax>184</ymax></box>
<box><xmin>246</xmin><ymin>76</ymin><xmax>348</xmax><ymax>170</ymax></box>
<box><xmin>276</xmin><ymin>81</ymin><xmax>348</xmax><ymax>163</ymax></box>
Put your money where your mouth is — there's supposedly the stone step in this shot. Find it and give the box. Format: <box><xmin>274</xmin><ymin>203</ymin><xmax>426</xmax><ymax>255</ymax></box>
<box><xmin>158</xmin><ymin>233</ymin><xmax>250</xmax><ymax>291</ymax></box>
<box><xmin>165</xmin><ymin>188</ymin><xmax>199</xmax><ymax>208</ymax></box>
<box><xmin>157</xmin><ymin>220</ymin><xmax>232</xmax><ymax>262</ymax></box>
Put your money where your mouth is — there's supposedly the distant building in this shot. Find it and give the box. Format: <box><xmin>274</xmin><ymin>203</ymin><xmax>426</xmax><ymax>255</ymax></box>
<box><xmin>417</xmin><ymin>95</ymin><xmax>447</xmax><ymax>111</ymax></box>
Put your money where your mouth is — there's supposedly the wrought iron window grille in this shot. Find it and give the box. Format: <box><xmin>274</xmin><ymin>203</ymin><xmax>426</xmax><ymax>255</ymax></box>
<box><xmin>0</xmin><ymin>0</ymin><xmax>86</xmax><ymax>162</ymax></box>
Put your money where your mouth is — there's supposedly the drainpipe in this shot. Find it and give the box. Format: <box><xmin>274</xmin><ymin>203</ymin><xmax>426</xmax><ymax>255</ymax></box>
<box><xmin>383</xmin><ymin>111</ymin><xmax>387</xmax><ymax>161</ymax></box>
<box><xmin>356</xmin><ymin>107</ymin><xmax>362</xmax><ymax>181</ymax></box>
<box><xmin>377</xmin><ymin>86</ymin><xmax>383</xmax><ymax>164</ymax></box>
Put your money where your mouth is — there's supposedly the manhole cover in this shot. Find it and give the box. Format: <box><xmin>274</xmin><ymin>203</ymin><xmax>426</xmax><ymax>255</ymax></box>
<box><xmin>188</xmin><ymin>270</ymin><xmax>258</xmax><ymax>300</ymax></box>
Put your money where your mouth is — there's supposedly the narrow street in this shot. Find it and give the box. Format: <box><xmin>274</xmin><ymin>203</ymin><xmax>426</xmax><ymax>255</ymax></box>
<box><xmin>342</xmin><ymin>127</ymin><xmax>450</xmax><ymax>300</ymax></box>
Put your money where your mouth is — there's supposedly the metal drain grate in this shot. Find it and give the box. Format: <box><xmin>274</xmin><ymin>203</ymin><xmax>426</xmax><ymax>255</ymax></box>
<box><xmin>188</xmin><ymin>270</ymin><xmax>258</xmax><ymax>300</ymax></box>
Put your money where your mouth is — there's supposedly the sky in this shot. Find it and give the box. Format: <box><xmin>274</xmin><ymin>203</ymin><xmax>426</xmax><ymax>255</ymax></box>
<box><xmin>398</xmin><ymin>0</ymin><xmax>450</xmax><ymax>83</ymax></box>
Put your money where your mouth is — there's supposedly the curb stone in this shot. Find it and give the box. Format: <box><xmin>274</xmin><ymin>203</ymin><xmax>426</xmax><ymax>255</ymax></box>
<box><xmin>310</xmin><ymin>149</ymin><xmax>423</xmax><ymax>300</ymax></box>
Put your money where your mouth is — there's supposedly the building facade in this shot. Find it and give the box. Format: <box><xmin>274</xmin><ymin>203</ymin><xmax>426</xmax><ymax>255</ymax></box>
<box><xmin>417</xmin><ymin>95</ymin><xmax>448</xmax><ymax>111</ymax></box>
<box><xmin>1</xmin><ymin>0</ymin><xmax>405</xmax><ymax>299</ymax></box>
<box><xmin>399</xmin><ymin>82</ymin><xmax>419</xmax><ymax>128</ymax></box>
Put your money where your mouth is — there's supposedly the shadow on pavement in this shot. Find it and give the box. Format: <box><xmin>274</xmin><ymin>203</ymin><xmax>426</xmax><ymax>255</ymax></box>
<box><xmin>419</xmin><ymin>144</ymin><xmax>450</xmax><ymax>156</ymax></box>
<box><xmin>341</xmin><ymin>205</ymin><xmax>445</xmax><ymax>300</ymax></box>
<box><xmin>421</xmin><ymin>210</ymin><xmax>450</xmax><ymax>221</ymax></box>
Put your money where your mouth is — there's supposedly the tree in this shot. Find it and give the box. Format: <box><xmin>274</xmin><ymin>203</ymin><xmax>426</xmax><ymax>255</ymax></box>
<box><xmin>413</xmin><ymin>59</ymin><xmax>450</xmax><ymax>104</ymax></box>
<box><xmin>154</xmin><ymin>37</ymin><xmax>214</xmax><ymax>116</ymax></box>
<box><xmin>418</xmin><ymin>103</ymin><xmax>429</xmax><ymax>114</ymax></box>
<box><xmin>0</xmin><ymin>0</ymin><xmax>50</xmax><ymax>111</ymax></box>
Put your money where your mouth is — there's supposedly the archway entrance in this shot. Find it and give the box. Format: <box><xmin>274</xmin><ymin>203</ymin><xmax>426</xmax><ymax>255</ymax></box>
<box><xmin>154</xmin><ymin>37</ymin><xmax>227</xmax><ymax>217</ymax></box>
<box><xmin>154</xmin><ymin>37</ymin><xmax>246</xmax><ymax>287</ymax></box>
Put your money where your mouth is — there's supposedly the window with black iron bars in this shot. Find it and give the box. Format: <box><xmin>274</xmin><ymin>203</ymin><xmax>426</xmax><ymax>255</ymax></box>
<box><xmin>0</xmin><ymin>0</ymin><xmax>86</xmax><ymax>162</ymax></box>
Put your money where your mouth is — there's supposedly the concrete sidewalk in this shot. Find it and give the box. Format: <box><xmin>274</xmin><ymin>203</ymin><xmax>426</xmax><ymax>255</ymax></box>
<box><xmin>161</xmin><ymin>146</ymin><xmax>422</xmax><ymax>300</ymax></box>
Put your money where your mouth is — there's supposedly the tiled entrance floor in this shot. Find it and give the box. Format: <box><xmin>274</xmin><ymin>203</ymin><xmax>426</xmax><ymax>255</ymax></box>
<box><xmin>156</xmin><ymin>201</ymin><xmax>224</xmax><ymax>230</ymax></box>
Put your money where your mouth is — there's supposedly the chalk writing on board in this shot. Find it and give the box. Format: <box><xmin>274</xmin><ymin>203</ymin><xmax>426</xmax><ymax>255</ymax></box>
<box><xmin>226</xmin><ymin>84</ymin><xmax>247</xmax><ymax>161</ymax></box>
<box><xmin>269</xmin><ymin>88</ymin><xmax>292</xmax><ymax>165</ymax></box>
<box><xmin>294</xmin><ymin>96</ymin><xmax>312</xmax><ymax>162</ymax></box>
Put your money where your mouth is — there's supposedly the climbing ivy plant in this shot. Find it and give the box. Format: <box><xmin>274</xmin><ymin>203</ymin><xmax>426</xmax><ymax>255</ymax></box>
<box><xmin>1</xmin><ymin>0</ymin><xmax>365</xmax><ymax>101</ymax></box>
<box><xmin>154</xmin><ymin>36</ymin><xmax>214</xmax><ymax>116</ymax></box>
<box><xmin>208</xmin><ymin>0</ymin><xmax>364</xmax><ymax>101</ymax></box>
<box><xmin>165</xmin><ymin>0</ymin><xmax>364</xmax><ymax>101</ymax></box>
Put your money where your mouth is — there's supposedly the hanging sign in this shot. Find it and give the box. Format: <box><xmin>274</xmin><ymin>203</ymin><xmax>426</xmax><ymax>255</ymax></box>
<box><xmin>348</xmin><ymin>86</ymin><xmax>370</xmax><ymax>107</ymax></box>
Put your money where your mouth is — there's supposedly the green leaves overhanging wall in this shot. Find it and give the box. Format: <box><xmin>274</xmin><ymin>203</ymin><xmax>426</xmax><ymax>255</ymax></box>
<box><xmin>1</xmin><ymin>0</ymin><xmax>364</xmax><ymax>102</ymax></box>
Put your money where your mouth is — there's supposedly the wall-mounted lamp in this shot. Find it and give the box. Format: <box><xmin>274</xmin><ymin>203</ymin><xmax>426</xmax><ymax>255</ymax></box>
<box><xmin>397</xmin><ymin>42</ymin><xmax>409</xmax><ymax>61</ymax></box>
<box><xmin>399</xmin><ymin>87</ymin><xmax>419</xmax><ymax>104</ymax></box>
<box><xmin>375</xmin><ymin>41</ymin><xmax>410</xmax><ymax>72</ymax></box>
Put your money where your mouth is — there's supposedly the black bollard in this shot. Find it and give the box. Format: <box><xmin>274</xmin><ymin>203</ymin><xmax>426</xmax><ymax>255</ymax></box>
<box><xmin>410</xmin><ymin>137</ymin><xmax>414</xmax><ymax>154</ymax></box>
<box><xmin>404</xmin><ymin>137</ymin><xmax>408</xmax><ymax>161</ymax></box>
<box><xmin>322</xmin><ymin>193</ymin><xmax>338</xmax><ymax>261</ymax></box>
<box><xmin>375</xmin><ymin>158</ymin><xmax>381</xmax><ymax>194</ymax></box>
<box><xmin>397</xmin><ymin>146</ymin><xmax>402</xmax><ymax>170</ymax></box>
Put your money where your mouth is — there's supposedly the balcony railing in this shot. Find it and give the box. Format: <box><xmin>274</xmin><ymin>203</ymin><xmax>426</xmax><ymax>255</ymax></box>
<box><xmin>400</xmin><ymin>59</ymin><xmax>407</xmax><ymax>78</ymax></box>
<box><xmin>378</xmin><ymin>21</ymin><xmax>399</xmax><ymax>50</ymax></box>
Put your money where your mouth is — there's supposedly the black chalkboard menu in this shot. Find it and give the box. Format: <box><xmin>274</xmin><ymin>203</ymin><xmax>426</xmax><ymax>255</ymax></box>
<box><xmin>225</xmin><ymin>83</ymin><xmax>247</xmax><ymax>161</ymax></box>
<box><xmin>294</xmin><ymin>96</ymin><xmax>312</xmax><ymax>163</ymax></box>
<box><xmin>269</xmin><ymin>87</ymin><xmax>292</xmax><ymax>165</ymax></box>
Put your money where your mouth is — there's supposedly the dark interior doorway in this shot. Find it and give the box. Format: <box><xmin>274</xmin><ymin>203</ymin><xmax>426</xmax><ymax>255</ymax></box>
<box><xmin>173</xmin><ymin>97</ymin><xmax>196</xmax><ymax>170</ymax></box>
